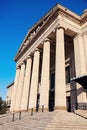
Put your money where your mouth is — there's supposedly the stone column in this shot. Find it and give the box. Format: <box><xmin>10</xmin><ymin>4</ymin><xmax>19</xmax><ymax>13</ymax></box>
<box><xmin>82</xmin><ymin>32</ymin><xmax>87</xmax><ymax>102</ymax></box>
<box><xmin>29</xmin><ymin>48</ymin><xmax>40</xmax><ymax>109</ymax></box>
<box><xmin>21</xmin><ymin>56</ymin><xmax>32</xmax><ymax>111</ymax></box>
<box><xmin>55</xmin><ymin>27</ymin><xmax>66</xmax><ymax>110</ymax></box>
<box><xmin>74</xmin><ymin>33</ymin><xmax>86</xmax><ymax>103</ymax></box>
<box><xmin>10</xmin><ymin>66</ymin><xmax>20</xmax><ymax>112</ymax></box>
<box><xmin>83</xmin><ymin>31</ymin><xmax>87</xmax><ymax>71</ymax></box>
<box><xmin>40</xmin><ymin>38</ymin><xmax>50</xmax><ymax>110</ymax></box>
<box><xmin>15</xmin><ymin>62</ymin><xmax>25</xmax><ymax>111</ymax></box>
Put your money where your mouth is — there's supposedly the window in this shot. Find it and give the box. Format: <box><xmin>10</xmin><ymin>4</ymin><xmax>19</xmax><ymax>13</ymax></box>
<box><xmin>9</xmin><ymin>100</ymin><xmax>11</xmax><ymax>104</ymax></box>
<box><xmin>65</xmin><ymin>66</ymin><xmax>70</xmax><ymax>84</ymax></box>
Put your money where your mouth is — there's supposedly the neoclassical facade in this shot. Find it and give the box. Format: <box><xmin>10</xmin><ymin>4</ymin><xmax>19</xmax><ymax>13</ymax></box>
<box><xmin>10</xmin><ymin>4</ymin><xmax>87</xmax><ymax>112</ymax></box>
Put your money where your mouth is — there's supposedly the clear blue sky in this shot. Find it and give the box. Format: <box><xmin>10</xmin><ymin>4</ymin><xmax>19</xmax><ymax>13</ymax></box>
<box><xmin>0</xmin><ymin>0</ymin><xmax>87</xmax><ymax>100</ymax></box>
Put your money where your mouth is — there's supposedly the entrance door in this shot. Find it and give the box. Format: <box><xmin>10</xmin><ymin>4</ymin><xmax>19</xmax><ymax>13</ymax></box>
<box><xmin>49</xmin><ymin>90</ymin><xmax>54</xmax><ymax>111</ymax></box>
<box><xmin>66</xmin><ymin>96</ymin><xmax>71</xmax><ymax>112</ymax></box>
<box><xmin>49</xmin><ymin>73</ymin><xmax>55</xmax><ymax>111</ymax></box>
<box><xmin>36</xmin><ymin>93</ymin><xmax>40</xmax><ymax>112</ymax></box>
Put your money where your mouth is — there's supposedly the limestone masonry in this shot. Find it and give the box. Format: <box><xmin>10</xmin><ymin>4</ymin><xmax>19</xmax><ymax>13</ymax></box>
<box><xmin>8</xmin><ymin>4</ymin><xmax>87</xmax><ymax>112</ymax></box>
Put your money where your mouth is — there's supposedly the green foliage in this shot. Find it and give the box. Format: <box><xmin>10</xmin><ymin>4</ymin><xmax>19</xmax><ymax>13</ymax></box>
<box><xmin>0</xmin><ymin>97</ymin><xmax>7</xmax><ymax>114</ymax></box>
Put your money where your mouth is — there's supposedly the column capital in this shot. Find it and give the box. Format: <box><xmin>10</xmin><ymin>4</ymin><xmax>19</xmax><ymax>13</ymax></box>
<box><xmin>33</xmin><ymin>48</ymin><xmax>40</xmax><ymax>56</ymax></box>
<box><xmin>24</xmin><ymin>55</ymin><xmax>32</xmax><ymax>62</ymax></box>
<box><xmin>16</xmin><ymin>66</ymin><xmax>20</xmax><ymax>69</ymax></box>
<box><xmin>44</xmin><ymin>38</ymin><xmax>51</xmax><ymax>43</ymax></box>
<box><xmin>82</xmin><ymin>31</ymin><xmax>87</xmax><ymax>36</ymax></box>
<box><xmin>34</xmin><ymin>48</ymin><xmax>39</xmax><ymax>52</ymax></box>
<box><xmin>27</xmin><ymin>55</ymin><xmax>32</xmax><ymax>60</ymax></box>
<box><xmin>20</xmin><ymin>61</ymin><xmax>25</xmax><ymax>66</ymax></box>
<box><xmin>74</xmin><ymin>33</ymin><xmax>82</xmax><ymax>39</ymax></box>
<box><xmin>41</xmin><ymin>38</ymin><xmax>52</xmax><ymax>46</ymax></box>
<box><xmin>56</xmin><ymin>26</ymin><xmax>65</xmax><ymax>32</ymax></box>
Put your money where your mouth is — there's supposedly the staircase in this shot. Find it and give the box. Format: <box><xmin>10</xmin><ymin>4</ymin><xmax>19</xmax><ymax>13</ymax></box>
<box><xmin>45</xmin><ymin>110</ymin><xmax>87</xmax><ymax>130</ymax></box>
<box><xmin>0</xmin><ymin>110</ymin><xmax>87</xmax><ymax>130</ymax></box>
<box><xmin>74</xmin><ymin>110</ymin><xmax>87</xmax><ymax>119</ymax></box>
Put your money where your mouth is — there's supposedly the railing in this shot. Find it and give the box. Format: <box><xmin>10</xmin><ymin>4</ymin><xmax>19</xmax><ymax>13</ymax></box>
<box><xmin>0</xmin><ymin>111</ymin><xmax>27</xmax><ymax>124</ymax></box>
<box><xmin>0</xmin><ymin>105</ymin><xmax>44</xmax><ymax>124</ymax></box>
<box><xmin>12</xmin><ymin>113</ymin><xmax>15</xmax><ymax>122</ymax></box>
<box><xmin>73</xmin><ymin>103</ymin><xmax>87</xmax><ymax>111</ymax></box>
<box><xmin>31</xmin><ymin>105</ymin><xmax>44</xmax><ymax>116</ymax></box>
<box><xmin>12</xmin><ymin>111</ymin><xmax>21</xmax><ymax>122</ymax></box>
<box><xmin>77</xmin><ymin>103</ymin><xmax>87</xmax><ymax>110</ymax></box>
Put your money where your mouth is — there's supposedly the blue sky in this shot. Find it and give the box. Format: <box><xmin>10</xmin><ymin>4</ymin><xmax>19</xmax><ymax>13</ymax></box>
<box><xmin>0</xmin><ymin>0</ymin><xmax>87</xmax><ymax>100</ymax></box>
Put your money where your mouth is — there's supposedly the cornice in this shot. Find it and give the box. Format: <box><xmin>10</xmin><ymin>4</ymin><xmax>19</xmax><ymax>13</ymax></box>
<box><xmin>58</xmin><ymin>11</ymin><xmax>80</xmax><ymax>25</ymax></box>
<box><xmin>80</xmin><ymin>15</ymin><xmax>87</xmax><ymax>25</ymax></box>
<box><xmin>15</xmin><ymin>5</ymin><xmax>57</xmax><ymax>60</ymax></box>
<box><xmin>57</xmin><ymin>4</ymin><xmax>80</xmax><ymax>19</ymax></box>
<box><xmin>7</xmin><ymin>82</ymin><xmax>14</xmax><ymax>88</ymax></box>
<box><xmin>14</xmin><ymin>6</ymin><xmax>58</xmax><ymax>61</ymax></box>
<box><xmin>14</xmin><ymin>4</ymin><xmax>87</xmax><ymax>62</ymax></box>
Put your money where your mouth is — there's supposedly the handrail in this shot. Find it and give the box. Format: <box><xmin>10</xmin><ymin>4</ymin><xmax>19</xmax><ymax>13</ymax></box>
<box><xmin>0</xmin><ymin>105</ymin><xmax>44</xmax><ymax>124</ymax></box>
<box><xmin>12</xmin><ymin>113</ymin><xmax>15</xmax><ymax>122</ymax></box>
<box><xmin>31</xmin><ymin>108</ymin><xmax>33</xmax><ymax>116</ymax></box>
<box><xmin>12</xmin><ymin>111</ymin><xmax>22</xmax><ymax>122</ymax></box>
<box><xmin>73</xmin><ymin>103</ymin><xmax>87</xmax><ymax>112</ymax></box>
<box><xmin>31</xmin><ymin>105</ymin><xmax>44</xmax><ymax>116</ymax></box>
<box><xmin>42</xmin><ymin>105</ymin><xmax>44</xmax><ymax>112</ymax></box>
<box><xmin>77</xmin><ymin>103</ymin><xmax>87</xmax><ymax>110</ymax></box>
<box><xmin>19</xmin><ymin>112</ymin><xmax>21</xmax><ymax>120</ymax></box>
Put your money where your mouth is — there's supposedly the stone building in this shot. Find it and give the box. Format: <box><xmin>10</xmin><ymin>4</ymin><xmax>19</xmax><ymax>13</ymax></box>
<box><xmin>10</xmin><ymin>4</ymin><xmax>87</xmax><ymax>112</ymax></box>
<box><xmin>6</xmin><ymin>82</ymin><xmax>14</xmax><ymax>110</ymax></box>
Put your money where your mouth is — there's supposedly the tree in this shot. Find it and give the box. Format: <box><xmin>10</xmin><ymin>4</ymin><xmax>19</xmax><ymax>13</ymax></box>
<box><xmin>0</xmin><ymin>97</ymin><xmax>7</xmax><ymax>114</ymax></box>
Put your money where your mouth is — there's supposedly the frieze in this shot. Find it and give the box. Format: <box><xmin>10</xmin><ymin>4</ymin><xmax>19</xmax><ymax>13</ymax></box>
<box><xmin>58</xmin><ymin>11</ymin><xmax>80</xmax><ymax>25</ymax></box>
<box><xmin>15</xmin><ymin>4</ymin><xmax>87</xmax><ymax>61</ymax></box>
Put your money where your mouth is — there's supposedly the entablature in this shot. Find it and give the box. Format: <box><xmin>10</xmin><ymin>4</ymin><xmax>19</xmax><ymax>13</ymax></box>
<box><xmin>14</xmin><ymin>4</ymin><xmax>87</xmax><ymax>63</ymax></box>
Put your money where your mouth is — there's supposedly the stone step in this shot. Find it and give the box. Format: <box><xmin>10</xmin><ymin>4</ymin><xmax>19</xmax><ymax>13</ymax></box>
<box><xmin>74</xmin><ymin>110</ymin><xmax>87</xmax><ymax>119</ymax></box>
<box><xmin>1</xmin><ymin>111</ymin><xmax>87</xmax><ymax>130</ymax></box>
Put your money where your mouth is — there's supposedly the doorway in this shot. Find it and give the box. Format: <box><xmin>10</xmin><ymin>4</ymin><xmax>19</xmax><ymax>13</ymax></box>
<box><xmin>36</xmin><ymin>93</ymin><xmax>40</xmax><ymax>112</ymax></box>
<box><xmin>66</xmin><ymin>96</ymin><xmax>71</xmax><ymax>112</ymax></box>
<box><xmin>49</xmin><ymin>73</ymin><xmax>55</xmax><ymax>111</ymax></box>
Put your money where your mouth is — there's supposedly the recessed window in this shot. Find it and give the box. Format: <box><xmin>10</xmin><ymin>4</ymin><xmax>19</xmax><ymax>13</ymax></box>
<box><xmin>65</xmin><ymin>66</ymin><xmax>70</xmax><ymax>84</ymax></box>
<box><xmin>9</xmin><ymin>100</ymin><xmax>11</xmax><ymax>104</ymax></box>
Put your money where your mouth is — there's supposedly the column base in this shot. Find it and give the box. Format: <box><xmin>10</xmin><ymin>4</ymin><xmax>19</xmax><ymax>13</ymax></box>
<box><xmin>10</xmin><ymin>110</ymin><xmax>15</xmax><ymax>113</ymax></box>
<box><xmin>27</xmin><ymin>108</ymin><xmax>36</xmax><ymax>112</ymax></box>
<box><xmin>20</xmin><ymin>109</ymin><xmax>28</xmax><ymax>112</ymax></box>
<box><xmin>39</xmin><ymin>107</ymin><xmax>49</xmax><ymax>112</ymax></box>
<box><xmin>12</xmin><ymin>110</ymin><xmax>22</xmax><ymax>113</ymax></box>
<box><xmin>54</xmin><ymin>106</ymin><xmax>67</xmax><ymax>110</ymax></box>
<box><xmin>27</xmin><ymin>107</ymin><xmax>49</xmax><ymax>112</ymax></box>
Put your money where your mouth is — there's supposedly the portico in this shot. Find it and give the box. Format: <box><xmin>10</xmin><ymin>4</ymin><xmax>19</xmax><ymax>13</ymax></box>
<box><xmin>10</xmin><ymin>4</ymin><xmax>87</xmax><ymax>112</ymax></box>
